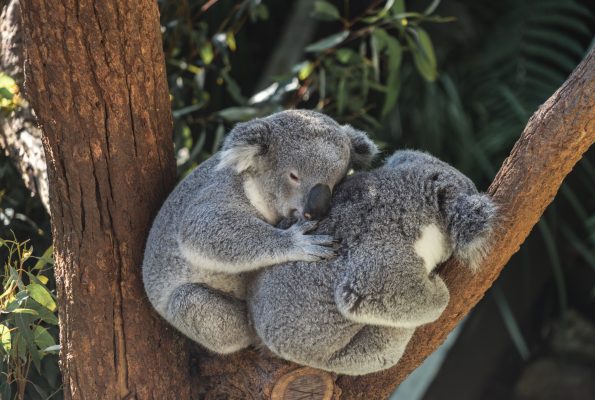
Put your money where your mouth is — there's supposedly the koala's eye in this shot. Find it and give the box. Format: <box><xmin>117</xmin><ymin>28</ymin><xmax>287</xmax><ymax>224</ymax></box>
<box><xmin>289</xmin><ymin>172</ymin><xmax>300</xmax><ymax>183</ymax></box>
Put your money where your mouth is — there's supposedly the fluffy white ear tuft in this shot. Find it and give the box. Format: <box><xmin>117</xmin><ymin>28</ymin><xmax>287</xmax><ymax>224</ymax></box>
<box><xmin>215</xmin><ymin>144</ymin><xmax>261</xmax><ymax>173</ymax></box>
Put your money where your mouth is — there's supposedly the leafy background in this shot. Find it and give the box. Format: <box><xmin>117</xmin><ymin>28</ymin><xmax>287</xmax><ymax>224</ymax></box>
<box><xmin>1</xmin><ymin>0</ymin><xmax>593</xmax><ymax>398</ymax></box>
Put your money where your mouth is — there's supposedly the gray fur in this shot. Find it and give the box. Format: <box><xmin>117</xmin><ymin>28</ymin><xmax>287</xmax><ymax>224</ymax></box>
<box><xmin>142</xmin><ymin>110</ymin><xmax>378</xmax><ymax>354</ymax></box>
<box><xmin>248</xmin><ymin>150</ymin><xmax>496</xmax><ymax>375</ymax></box>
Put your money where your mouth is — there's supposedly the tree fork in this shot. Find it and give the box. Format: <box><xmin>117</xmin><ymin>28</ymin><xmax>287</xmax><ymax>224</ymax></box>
<box><xmin>197</xmin><ymin>49</ymin><xmax>595</xmax><ymax>399</ymax></box>
<box><xmin>18</xmin><ymin>0</ymin><xmax>594</xmax><ymax>397</ymax></box>
<box><xmin>20</xmin><ymin>1</ymin><xmax>191</xmax><ymax>399</ymax></box>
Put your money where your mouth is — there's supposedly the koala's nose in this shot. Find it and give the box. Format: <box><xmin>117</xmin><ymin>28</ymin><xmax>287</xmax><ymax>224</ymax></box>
<box><xmin>303</xmin><ymin>184</ymin><xmax>332</xmax><ymax>220</ymax></box>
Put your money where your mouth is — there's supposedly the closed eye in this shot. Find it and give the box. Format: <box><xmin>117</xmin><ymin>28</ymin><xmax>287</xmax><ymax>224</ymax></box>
<box><xmin>289</xmin><ymin>172</ymin><xmax>300</xmax><ymax>183</ymax></box>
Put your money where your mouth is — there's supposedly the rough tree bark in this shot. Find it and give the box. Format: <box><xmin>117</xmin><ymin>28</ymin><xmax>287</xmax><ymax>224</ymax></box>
<box><xmin>0</xmin><ymin>0</ymin><xmax>49</xmax><ymax>212</ymax></box>
<box><xmin>19</xmin><ymin>1</ymin><xmax>191</xmax><ymax>399</ymax></box>
<box><xmin>195</xmin><ymin>48</ymin><xmax>595</xmax><ymax>399</ymax></box>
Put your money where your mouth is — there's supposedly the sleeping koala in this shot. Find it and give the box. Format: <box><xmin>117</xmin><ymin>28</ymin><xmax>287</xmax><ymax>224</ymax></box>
<box><xmin>142</xmin><ymin>110</ymin><xmax>378</xmax><ymax>354</ymax></box>
<box><xmin>248</xmin><ymin>150</ymin><xmax>496</xmax><ymax>375</ymax></box>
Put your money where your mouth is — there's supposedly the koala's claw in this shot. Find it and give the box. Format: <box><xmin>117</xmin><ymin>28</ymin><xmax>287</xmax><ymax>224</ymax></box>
<box><xmin>292</xmin><ymin>220</ymin><xmax>319</xmax><ymax>234</ymax></box>
<box><xmin>301</xmin><ymin>244</ymin><xmax>337</xmax><ymax>261</ymax></box>
<box><xmin>292</xmin><ymin>232</ymin><xmax>338</xmax><ymax>262</ymax></box>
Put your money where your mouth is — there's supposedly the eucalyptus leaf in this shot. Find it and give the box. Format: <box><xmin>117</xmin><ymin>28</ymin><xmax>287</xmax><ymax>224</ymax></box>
<box><xmin>408</xmin><ymin>27</ymin><xmax>437</xmax><ymax>81</ymax></box>
<box><xmin>298</xmin><ymin>62</ymin><xmax>315</xmax><ymax>80</ymax></box>
<box><xmin>200</xmin><ymin>42</ymin><xmax>214</xmax><ymax>65</ymax></box>
<box><xmin>335</xmin><ymin>48</ymin><xmax>356</xmax><ymax>64</ymax></box>
<box><xmin>172</xmin><ymin>104</ymin><xmax>202</xmax><ymax>119</ymax></box>
<box><xmin>42</xmin><ymin>344</ymin><xmax>61</xmax><ymax>353</ymax></box>
<box><xmin>33</xmin><ymin>326</ymin><xmax>56</xmax><ymax>352</ymax></box>
<box><xmin>305</xmin><ymin>31</ymin><xmax>349</xmax><ymax>53</ymax></box>
<box><xmin>27</xmin><ymin>283</ymin><xmax>56</xmax><ymax>312</ymax></box>
<box><xmin>0</xmin><ymin>324</ymin><xmax>10</xmax><ymax>353</ymax></box>
<box><xmin>336</xmin><ymin>75</ymin><xmax>346</xmax><ymax>115</ymax></box>
<box><xmin>381</xmin><ymin>35</ymin><xmax>403</xmax><ymax>116</ymax></box>
<box><xmin>0</xmin><ymin>72</ymin><xmax>16</xmax><ymax>88</ymax></box>
<box><xmin>26</xmin><ymin>299</ymin><xmax>59</xmax><ymax>325</ymax></box>
<box><xmin>10</xmin><ymin>308</ymin><xmax>38</xmax><ymax>316</ymax></box>
<box><xmin>0</xmin><ymin>87</ymin><xmax>13</xmax><ymax>100</ymax></box>
<box><xmin>33</xmin><ymin>246</ymin><xmax>53</xmax><ymax>270</ymax></box>
<box><xmin>218</xmin><ymin>107</ymin><xmax>259</xmax><ymax>122</ymax></box>
<box><xmin>221</xmin><ymin>70</ymin><xmax>247</xmax><ymax>105</ymax></box>
<box><xmin>312</xmin><ymin>1</ymin><xmax>341</xmax><ymax>21</ymax></box>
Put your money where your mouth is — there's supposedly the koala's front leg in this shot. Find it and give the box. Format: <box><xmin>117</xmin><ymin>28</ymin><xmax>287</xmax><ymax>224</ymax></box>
<box><xmin>178</xmin><ymin>208</ymin><xmax>337</xmax><ymax>274</ymax></box>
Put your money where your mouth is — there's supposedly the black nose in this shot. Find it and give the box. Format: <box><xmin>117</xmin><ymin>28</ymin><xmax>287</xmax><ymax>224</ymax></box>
<box><xmin>304</xmin><ymin>184</ymin><xmax>331</xmax><ymax>220</ymax></box>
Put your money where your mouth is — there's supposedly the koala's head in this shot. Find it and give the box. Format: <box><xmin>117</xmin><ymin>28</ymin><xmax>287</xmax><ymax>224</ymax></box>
<box><xmin>216</xmin><ymin>110</ymin><xmax>378</xmax><ymax>223</ymax></box>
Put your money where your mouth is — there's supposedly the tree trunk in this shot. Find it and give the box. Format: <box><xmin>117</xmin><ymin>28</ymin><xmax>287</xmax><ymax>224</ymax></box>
<box><xmin>19</xmin><ymin>1</ymin><xmax>191</xmax><ymax>399</ymax></box>
<box><xmin>195</xmin><ymin>48</ymin><xmax>595</xmax><ymax>399</ymax></box>
<box><xmin>0</xmin><ymin>0</ymin><xmax>49</xmax><ymax>213</ymax></box>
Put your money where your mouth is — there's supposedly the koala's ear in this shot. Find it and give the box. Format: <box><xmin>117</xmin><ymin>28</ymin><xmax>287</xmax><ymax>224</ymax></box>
<box><xmin>216</xmin><ymin>120</ymin><xmax>270</xmax><ymax>173</ymax></box>
<box><xmin>344</xmin><ymin>125</ymin><xmax>379</xmax><ymax>169</ymax></box>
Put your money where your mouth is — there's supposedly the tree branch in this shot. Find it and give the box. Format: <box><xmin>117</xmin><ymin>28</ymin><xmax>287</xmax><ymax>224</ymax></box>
<box><xmin>197</xmin><ymin>48</ymin><xmax>595</xmax><ymax>399</ymax></box>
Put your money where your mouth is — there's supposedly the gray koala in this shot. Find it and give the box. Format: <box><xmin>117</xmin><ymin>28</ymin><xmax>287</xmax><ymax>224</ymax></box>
<box><xmin>142</xmin><ymin>110</ymin><xmax>378</xmax><ymax>354</ymax></box>
<box><xmin>248</xmin><ymin>150</ymin><xmax>496</xmax><ymax>375</ymax></box>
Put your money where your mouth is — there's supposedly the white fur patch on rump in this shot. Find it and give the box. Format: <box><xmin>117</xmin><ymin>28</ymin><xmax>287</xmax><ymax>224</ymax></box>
<box><xmin>414</xmin><ymin>224</ymin><xmax>449</xmax><ymax>273</ymax></box>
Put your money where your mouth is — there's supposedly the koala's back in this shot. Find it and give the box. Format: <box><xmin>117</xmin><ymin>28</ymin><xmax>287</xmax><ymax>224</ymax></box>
<box><xmin>249</xmin><ymin>169</ymin><xmax>444</xmax><ymax>360</ymax></box>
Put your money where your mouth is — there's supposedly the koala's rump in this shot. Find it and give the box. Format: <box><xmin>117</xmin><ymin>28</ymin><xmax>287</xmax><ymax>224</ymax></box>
<box><xmin>249</xmin><ymin>259</ymin><xmax>364</xmax><ymax>363</ymax></box>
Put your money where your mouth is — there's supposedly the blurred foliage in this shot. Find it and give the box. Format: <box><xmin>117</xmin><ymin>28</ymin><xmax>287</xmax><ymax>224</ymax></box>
<box><xmin>159</xmin><ymin>0</ymin><xmax>451</xmax><ymax>174</ymax></box>
<box><xmin>0</xmin><ymin>0</ymin><xmax>593</xmax><ymax>397</ymax></box>
<box><xmin>0</xmin><ymin>73</ymin><xmax>22</xmax><ymax>115</ymax></box>
<box><xmin>0</xmin><ymin>237</ymin><xmax>60</xmax><ymax>400</ymax></box>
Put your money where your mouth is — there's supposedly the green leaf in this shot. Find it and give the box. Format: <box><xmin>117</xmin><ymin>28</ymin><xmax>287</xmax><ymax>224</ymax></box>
<box><xmin>14</xmin><ymin>333</ymin><xmax>27</xmax><ymax>362</ymax></box>
<box><xmin>0</xmin><ymin>324</ymin><xmax>10</xmax><ymax>353</ymax></box>
<box><xmin>26</xmin><ymin>299</ymin><xmax>59</xmax><ymax>325</ymax></box>
<box><xmin>217</xmin><ymin>107</ymin><xmax>259</xmax><ymax>122</ymax></box>
<box><xmin>33</xmin><ymin>246</ymin><xmax>53</xmax><ymax>270</ymax></box>
<box><xmin>383</xmin><ymin>0</ymin><xmax>396</xmax><ymax>13</ymax></box>
<box><xmin>211</xmin><ymin>123</ymin><xmax>225</xmax><ymax>154</ymax></box>
<box><xmin>42</xmin><ymin>344</ymin><xmax>60</xmax><ymax>353</ymax></box>
<box><xmin>14</xmin><ymin>314</ymin><xmax>41</xmax><ymax>372</ymax></box>
<box><xmin>27</xmin><ymin>283</ymin><xmax>57</xmax><ymax>312</ymax></box>
<box><xmin>336</xmin><ymin>75</ymin><xmax>346</xmax><ymax>115</ymax></box>
<box><xmin>408</xmin><ymin>27</ymin><xmax>437</xmax><ymax>81</ymax></box>
<box><xmin>0</xmin><ymin>87</ymin><xmax>13</xmax><ymax>100</ymax></box>
<box><xmin>335</xmin><ymin>48</ymin><xmax>355</xmax><ymax>64</ymax></box>
<box><xmin>10</xmin><ymin>308</ymin><xmax>38</xmax><ymax>316</ymax></box>
<box><xmin>298</xmin><ymin>61</ymin><xmax>315</xmax><ymax>80</ymax></box>
<box><xmin>423</xmin><ymin>0</ymin><xmax>441</xmax><ymax>15</ymax></box>
<box><xmin>0</xmin><ymin>72</ymin><xmax>16</xmax><ymax>88</ymax></box>
<box><xmin>21</xmin><ymin>245</ymin><xmax>33</xmax><ymax>261</ymax></box>
<box><xmin>33</xmin><ymin>326</ymin><xmax>56</xmax><ymax>352</ymax></box>
<box><xmin>392</xmin><ymin>0</ymin><xmax>405</xmax><ymax>14</ymax></box>
<box><xmin>226</xmin><ymin>31</ymin><xmax>237</xmax><ymax>51</ymax></box>
<box><xmin>312</xmin><ymin>1</ymin><xmax>341</xmax><ymax>21</ymax></box>
<box><xmin>305</xmin><ymin>31</ymin><xmax>349</xmax><ymax>53</ymax></box>
<box><xmin>220</xmin><ymin>70</ymin><xmax>247</xmax><ymax>105</ymax></box>
<box><xmin>172</xmin><ymin>104</ymin><xmax>202</xmax><ymax>119</ymax></box>
<box><xmin>200</xmin><ymin>42</ymin><xmax>214</xmax><ymax>65</ymax></box>
<box><xmin>381</xmin><ymin>35</ymin><xmax>403</xmax><ymax>116</ymax></box>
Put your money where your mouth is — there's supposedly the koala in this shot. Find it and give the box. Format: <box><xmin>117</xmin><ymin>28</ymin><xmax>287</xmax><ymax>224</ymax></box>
<box><xmin>248</xmin><ymin>150</ymin><xmax>496</xmax><ymax>375</ymax></box>
<box><xmin>142</xmin><ymin>110</ymin><xmax>379</xmax><ymax>354</ymax></box>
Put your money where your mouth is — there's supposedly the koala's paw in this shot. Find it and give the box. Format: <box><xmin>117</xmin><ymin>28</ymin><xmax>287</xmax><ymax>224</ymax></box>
<box><xmin>288</xmin><ymin>220</ymin><xmax>339</xmax><ymax>262</ymax></box>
